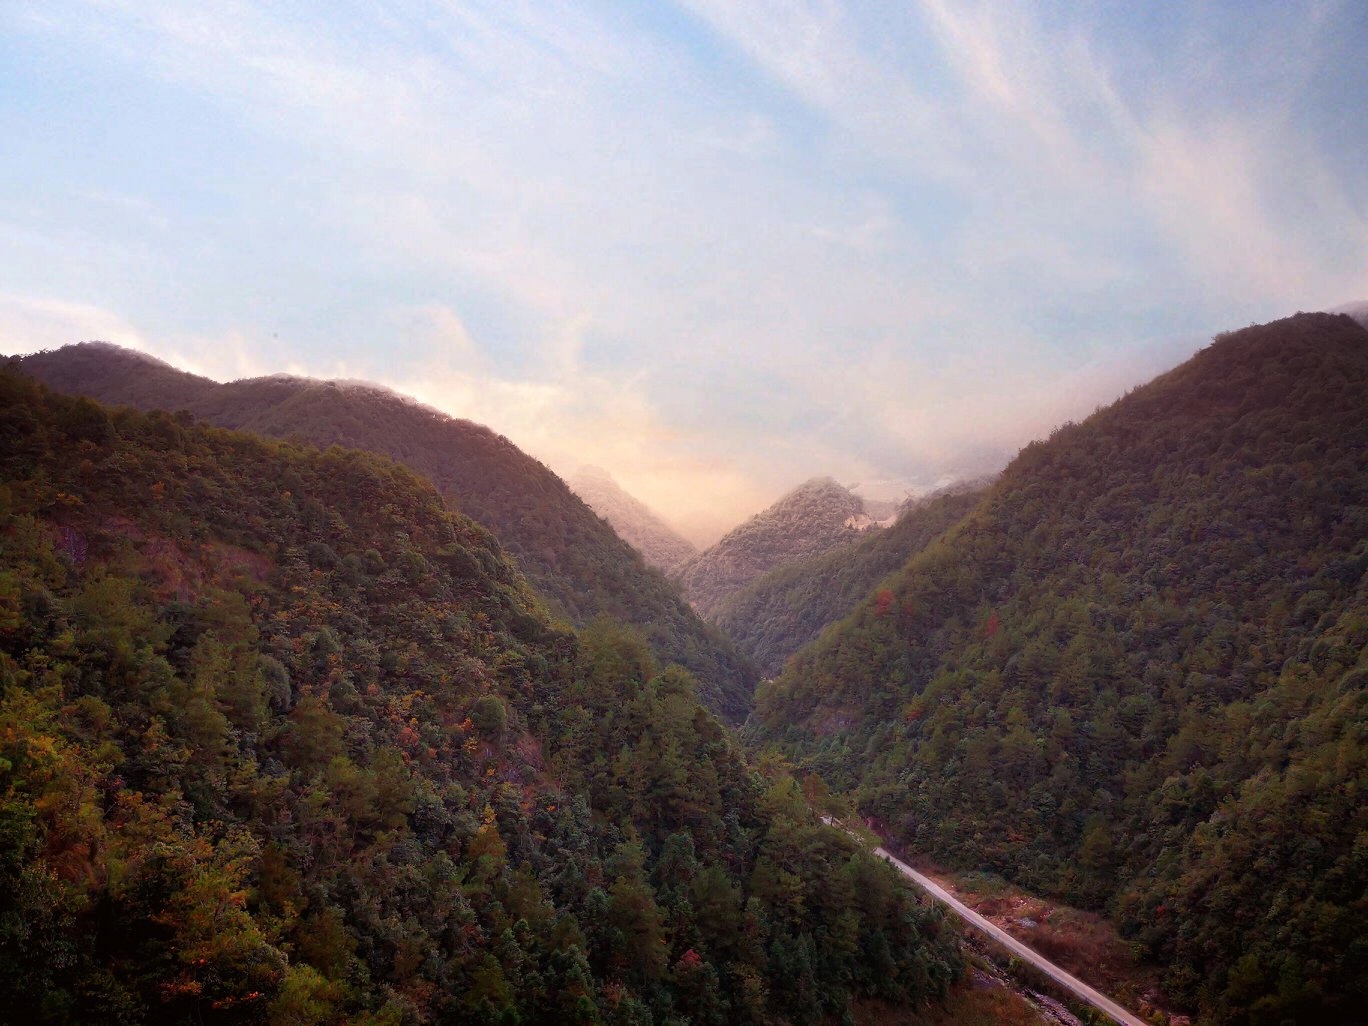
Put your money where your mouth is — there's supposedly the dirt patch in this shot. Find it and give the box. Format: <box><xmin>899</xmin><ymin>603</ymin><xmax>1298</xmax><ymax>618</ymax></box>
<box><xmin>203</xmin><ymin>539</ymin><xmax>273</xmax><ymax>585</ymax></box>
<box><xmin>806</xmin><ymin>704</ymin><xmax>864</xmax><ymax>736</ymax></box>
<box><xmin>80</xmin><ymin>516</ymin><xmax>274</xmax><ymax>601</ymax></box>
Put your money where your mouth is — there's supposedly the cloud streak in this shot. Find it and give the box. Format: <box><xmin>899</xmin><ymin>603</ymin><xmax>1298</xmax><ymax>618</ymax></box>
<box><xmin>1</xmin><ymin>1</ymin><xmax>1365</xmax><ymax>539</ymax></box>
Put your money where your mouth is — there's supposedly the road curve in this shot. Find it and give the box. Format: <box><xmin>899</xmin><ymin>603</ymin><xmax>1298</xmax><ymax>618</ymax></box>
<box><xmin>872</xmin><ymin>846</ymin><xmax>1149</xmax><ymax>1026</ymax></box>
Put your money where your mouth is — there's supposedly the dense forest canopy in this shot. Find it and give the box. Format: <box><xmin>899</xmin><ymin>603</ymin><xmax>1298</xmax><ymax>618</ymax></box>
<box><xmin>12</xmin><ymin>310</ymin><xmax>1368</xmax><ymax>1026</ymax></box>
<box><xmin>713</xmin><ymin>489</ymin><xmax>984</xmax><ymax>677</ymax></box>
<box><xmin>753</xmin><ymin>312</ymin><xmax>1368</xmax><ymax>1025</ymax></box>
<box><xmin>17</xmin><ymin>344</ymin><xmax>756</xmax><ymax>721</ymax></box>
<box><xmin>677</xmin><ymin>478</ymin><xmax>870</xmax><ymax>620</ymax></box>
<box><xmin>0</xmin><ymin>367</ymin><xmax>964</xmax><ymax>1025</ymax></box>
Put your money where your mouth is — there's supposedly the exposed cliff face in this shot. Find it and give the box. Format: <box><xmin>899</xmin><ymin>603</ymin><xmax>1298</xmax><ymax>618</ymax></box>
<box><xmin>568</xmin><ymin>465</ymin><xmax>697</xmax><ymax>573</ymax></box>
<box><xmin>676</xmin><ymin>477</ymin><xmax>870</xmax><ymax>619</ymax></box>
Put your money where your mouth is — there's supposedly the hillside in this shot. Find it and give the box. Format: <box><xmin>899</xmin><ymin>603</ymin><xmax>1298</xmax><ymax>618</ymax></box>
<box><xmin>713</xmin><ymin>488</ymin><xmax>983</xmax><ymax>676</ymax></box>
<box><xmin>568</xmin><ymin>465</ymin><xmax>697</xmax><ymax>573</ymax></box>
<box><xmin>753</xmin><ymin>312</ymin><xmax>1368</xmax><ymax>1024</ymax></box>
<box><xmin>0</xmin><ymin>367</ymin><xmax>964</xmax><ymax>1025</ymax></box>
<box><xmin>16</xmin><ymin>344</ymin><xmax>756</xmax><ymax>721</ymax></box>
<box><xmin>10</xmin><ymin>341</ymin><xmax>219</xmax><ymax>410</ymax></box>
<box><xmin>677</xmin><ymin>477</ymin><xmax>872</xmax><ymax>619</ymax></box>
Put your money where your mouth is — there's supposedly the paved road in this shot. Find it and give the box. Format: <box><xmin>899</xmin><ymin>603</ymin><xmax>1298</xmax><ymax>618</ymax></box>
<box><xmin>872</xmin><ymin>845</ymin><xmax>1149</xmax><ymax>1026</ymax></box>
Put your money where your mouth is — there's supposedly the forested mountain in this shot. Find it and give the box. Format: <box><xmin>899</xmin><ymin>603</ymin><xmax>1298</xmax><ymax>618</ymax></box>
<box><xmin>713</xmin><ymin>488</ymin><xmax>983</xmax><ymax>676</ymax></box>
<box><xmin>677</xmin><ymin>478</ymin><xmax>873</xmax><ymax>619</ymax></box>
<box><xmin>753</xmin><ymin>312</ymin><xmax>1368</xmax><ymax>1025</ymax></box>
<box><xmin>0</xmin><ymin>367</ymin><xmax>964</xmax><ymax>1025</ymax></box>
<box><xmin>568</xmin><ymin>466</ymin><xmax>697</xmax><ymax>573</ymax></box>
<box><xmin>15</xmin><ymin>340</ymin><xmax>220</xmax><ymax>410</ymax></box>
<box><xmin>16</xmin><ymin>344</ymin><xmax>756</xmax><ymax>721</ymax></box>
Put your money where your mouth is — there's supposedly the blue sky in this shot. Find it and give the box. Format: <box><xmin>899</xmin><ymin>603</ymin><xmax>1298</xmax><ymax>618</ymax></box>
<box><xmin>3</xmin><ymin>1</ymin><xmax>1366</xmax><ymax>542</ymax></box>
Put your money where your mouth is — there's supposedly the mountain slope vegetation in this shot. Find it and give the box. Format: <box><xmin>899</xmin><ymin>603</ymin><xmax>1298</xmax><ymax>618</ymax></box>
<box><xmin>568</xmin><ymin>466</ymin><xmax>697</xmax><ymax>573</ymax></box>
<box><xmin>713</xmin><ymin>488</ymin><xmax>984</xmax><ymax>677</ymax></box>
<box><xmin>0</xmin><ymin>367</ymin><xmax>963</xmax><ymax>1025</ymax></box>
<box><xmin>13</xmin><ymin>341</ymin><xmax>219</xmax><ymax>411</ymax></box>
<box><xmin>16</xmin><ymin>344</ymin><xmax>756</xmax><ymax>720</ymax></box>
<box><xmin>677</xmin><ymin>478</ymin><xmax>871</xmax><ymax>620</ymax></box>
<box><xmin>754</xmin><ymin>313</ymin><xmax>1368</xmax><ymax>1025</ymax></box>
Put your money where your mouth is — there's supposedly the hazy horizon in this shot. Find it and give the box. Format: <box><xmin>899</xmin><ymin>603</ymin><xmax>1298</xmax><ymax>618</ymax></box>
<box><xmin>3</xmin><ymin>2</ymin><xmax>1366</xmax><ymax>543</ymax></box>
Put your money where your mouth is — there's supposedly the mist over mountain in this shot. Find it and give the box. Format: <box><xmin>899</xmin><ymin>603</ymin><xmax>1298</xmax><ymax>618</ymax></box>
<box><xmin>1329</xmin><ymin>298</ymin><xmax>1368</xmax><ymax>328</ymax></box>
<box><xmin>675</xmin><ymin>477</ymin><xmax>874</xmax><ymax>619</ymax></box>
<box><xmin>568</xmin><ymin>465</ymin><xmax>697</xmax><ymax>573</ymax></box>
<box><xmin>754</xmin><ymin>312</ymin><xmax>1368</xmax><ymax>1023</ymax></box>
<box><xmin>895</xmin><ymin>475</ymin><xmax>998</xmax><ymax>516</ymax></box>
<box><xmin>860</xmin><ymin>496</ymin><xmax>902</xmax><ymax>521</ymax></box>
<box><xmin>16</xmin><ymin>343</ymin><xmax>757</xmax><ymax>720</ymax></box>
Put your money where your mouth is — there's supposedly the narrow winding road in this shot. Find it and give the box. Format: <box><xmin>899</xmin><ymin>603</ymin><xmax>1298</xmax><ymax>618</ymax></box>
<box><xmin>871</xmin><ymin>844</ymin><xmax>1149</xmax><ymax>1026</ymax></box>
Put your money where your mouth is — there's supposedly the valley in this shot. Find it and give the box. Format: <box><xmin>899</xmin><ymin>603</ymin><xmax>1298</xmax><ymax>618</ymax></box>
<box><xmin>3</xmin><ymin>307</ymin><xmax>1366</xmax><ymax>1025</ymax></box>
<box><xmin>907</xmin><ymin>862</ymin><xmax>1168</xmax><ymax>1017</ymax></box>
<box><xmin>874</xmin><ymin>843</ymin><xmax>1149</xmax><ymax>1026</ymax></box>
<box><xmin>6</xmin><ymin>6</ymin><xmax>1367</xmax><ymax>1023</ymax></box>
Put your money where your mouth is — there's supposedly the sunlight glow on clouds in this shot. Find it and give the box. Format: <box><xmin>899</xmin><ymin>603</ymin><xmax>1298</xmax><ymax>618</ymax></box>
<box><xmin>0</xmin><ymin>294</ymin><xmax>148</xmax><ymax>355</ymax></box>
<box><xmin>1</xmin><ymin>0</ymin><xmax>1365</xmax><ymax>539</ymax></box>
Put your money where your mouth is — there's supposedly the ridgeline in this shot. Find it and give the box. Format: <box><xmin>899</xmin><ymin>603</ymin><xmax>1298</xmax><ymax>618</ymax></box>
<box><xmin>0</xmin><ymin>366</ymin><xmax>962</xmax><ymax>1025</ymax></box>
<box><xmin>17</xmin><ymin>343</ymin><xmax>756</xmax><ymax>721</ymax></box>
<box><xmin>754</xmin><ymin>312</ymin><xmax>1368</xmax><ymax>1024</ymax></box>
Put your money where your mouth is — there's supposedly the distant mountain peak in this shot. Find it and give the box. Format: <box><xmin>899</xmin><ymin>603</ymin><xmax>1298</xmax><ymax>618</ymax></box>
<box><xmin>41</xmin><ymin>340</ymin><xmax>186</xmax><ymax>373</ymax></box>
<box><xmin>788</xmin><ymin>474</ymin><xmax>847</xmax><ymax>495</ymax></box>
<box><xmin>676</xmin><ymin>475</ymin><xmax>872</xmax><ymax>618</ymax></box>
<box><xmin>567</xmin><ymin>465</ymin><xmax>697</xmax><ymax>574</ymax></box>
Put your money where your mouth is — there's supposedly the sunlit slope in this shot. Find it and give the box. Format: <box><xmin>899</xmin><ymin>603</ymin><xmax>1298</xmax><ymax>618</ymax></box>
<box><xmin>18</xmin><ymin>344</ymin><xmax>757</xmax><ymax>720</ymax></box>
<box><xmin>754</xmin><ymin>312</ymin><xmax>1368</xmax><ymax>1023</ymax></box>
<box><xmin>0</xmin><ymin>369</ymin><xmax>962</xmax><ymax>1025</ymax></box>
<box><xmin>678</xmin><ymin>476</ymin><xmax>869</xmax><ymax>619</ymax></box>
<box><xmin>713</xmin><ymin>487</ymin><xmax>983</xmax><ymax>676</ymax></box>
<box><xmin>568</xmin><ymin>464</ymin><xmax>698</xmax><ymax>573</ymax></box>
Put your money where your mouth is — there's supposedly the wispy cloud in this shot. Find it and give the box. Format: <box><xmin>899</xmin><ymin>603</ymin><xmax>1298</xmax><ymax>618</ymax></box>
<box><xmin>1</xmin><ymin>1</ymin><xmax>1365</xmax><ymax>538</ymax></box>
<box><xmin>913</xmin><ymin>0</ymin><xmax>1368</xmax><ymax>305</ymax></box>
<box><xmin>0</xmin><ymin>293</ymin><xmax>148</xmax><ymax>354</ymax></box>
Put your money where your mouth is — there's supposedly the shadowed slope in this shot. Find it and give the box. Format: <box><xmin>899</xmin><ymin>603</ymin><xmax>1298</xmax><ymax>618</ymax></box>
<box><xmin>713</xmin><ymin>487</ymin><xmax>984</xmax><ymax>676</ymax></box>
<box><xmin>755</xmin><ymin>312</ymin><xmax>1368</xmax><ymax>1023</ymax></box>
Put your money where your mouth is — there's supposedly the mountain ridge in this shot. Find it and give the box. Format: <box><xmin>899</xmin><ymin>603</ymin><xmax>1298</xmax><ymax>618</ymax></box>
<box><xmin>568</xmin><ymin>465</ymin><xmax>698</xmax><ymax>573</ymax></box>
<box><xmin>753</xmin><ymin>311</ymin><xmax>1368</xmax><ymax>1023</ymax></box>
<box><xmin>713</xmin><ymin>486</ymin><xmax>985</xmax><ymax>677</ymax></box>
<box><xmin>676</xmin><ymin>476</ymin><xmax>872</xmax><ymax>619</ymax></box>
<box><xmin>0</xmin><ymin>365</ymin><xmax>965</xmax><ymax>1024</ymax></box>
<box><xmin>15</xmin><ymin>342</ymin><xmax>758</xmax><ymax>720</ymax></box>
